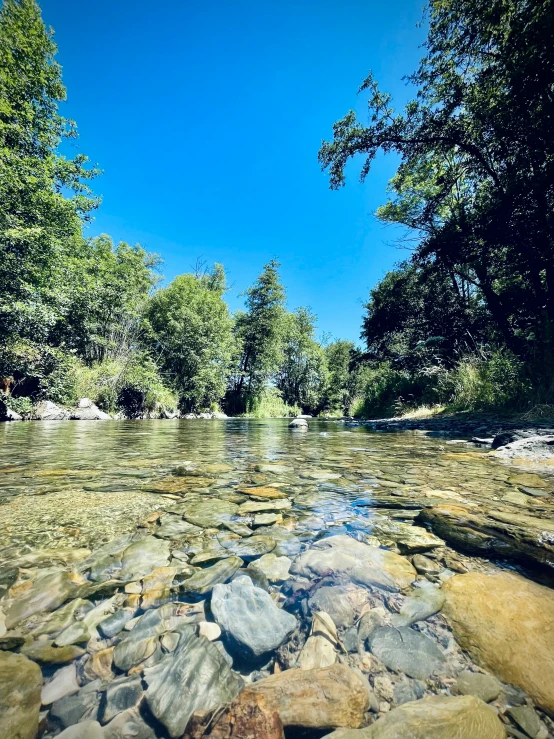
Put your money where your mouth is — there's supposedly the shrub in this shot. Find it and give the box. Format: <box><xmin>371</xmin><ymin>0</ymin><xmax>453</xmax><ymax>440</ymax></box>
<box><xmin>243</xmin><ymin>386</ymin><xmax>300</xmax><ymax>418</ymax></box>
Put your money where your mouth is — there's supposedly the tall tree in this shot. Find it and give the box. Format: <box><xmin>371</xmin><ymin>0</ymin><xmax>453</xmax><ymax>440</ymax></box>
<box><xmin>145</xmin><ymin>265</ymin><xmax>235</xmax><ymax>412</ymax></box>
<box><xmin>230</xmin><ymin>260</ymin><xmax>286</xmax><ymax>408</ymax></box>
<box><xmin>0</xmin><ymin>0</ymin><xmax>99</xmax><ymax>349</ymax></box>
<box><xmin>319</xmin><ymin>0</ymin><xmax>554</xmax><ymax>370</ymax></box>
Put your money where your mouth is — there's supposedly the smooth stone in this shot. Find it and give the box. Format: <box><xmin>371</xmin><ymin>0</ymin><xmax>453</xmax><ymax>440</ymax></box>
<box><xmin>236</xmin><ymin>664</ymin><xmax>369</xmax><ymax>728</ymax></box>
<box><xmin>443</xmin><ymin>571</ymin><xmax>554</xmax><ymax>712</ymax></box>
<box><xmin>238</xmin><ymin>486</ymin><xmax>289</xmax><ymax>500</ymax></box>
<box><xmin>5</xmin><ymin>569</ymin><xmax>77</xmax><ymax>629</ymax></box>
<box><xmin>309</xmin><ymin>584</ymin><xmax>369</xmax><ymax>628</ymax></box>
<box><xmin>290</xmin><ymin>534</ymin><xmax>416</xmax><ymax>592</ymax></box>
<box><xmin>56</xmin><ymin>721</ymin><xmax>104</xmax><ymax>739</ymax></box>
<box><xmin>144</xmin><ymin>624</ymin><xmax>242</xmax><ymax>738</ymax></box>
<box><xmin>50</xmin><ymin>681</ymin><xmax>102</xmax><ymax>728</ymax></box>
<box><xmin>368</xmin><ymin>627</ymin><xmax>446</xmax><ymax>680</ymax></box>
<box><xmin>41</xmin><ymin>663</ymin><xmax>80</xmax><ymax>705</ymax></box>
<box><xmin>254</xmin><ymin>553</ymin><xmax>292</xmax><ymax>582</ymax></box>
<box><xmin>393</xmin><ymin>681</ymin><xmax>418</xmax><ymax>706</ymax></box>
<box><xmin>98</xmin><ymin>607</ymin><xmax>137</xmax><ymax>638</ymax></box>
<box><xmin>198</xmin><ymin>621</ymin><xmax>221</xmax><ymax>641</ymax></box>
<box><xmin>101</xmin><ymin>676</ymin><xmax>144</xmax><ymax>724</ymax></box>
<box><xmin>83</xmin><ymin>646</ymin><xmax>115</xmax><ymax>682</ymax></box>
<box><xmin>412</xmin><ymin>554</ymin><xmax>442</xmax><ymax>576</ymax></box>
<box><xmin>22</xmin><ymin>640</ymin><xmax>85</xmax><ymax>664</ymax></box>
<box><xmin>357</xmin><ymin>608</ymin><xmax>386</xmax><ymax>642</ymax></box>
<box><xmin>180</xmin><ymin>556</ymin><xmax>243</xmax><ymax>595</ymax></box>
<box><xmin>141</xmin><ymin>566</ymin><xmax>177</xmax><ymax>609</ymax></box>
<box><xmin>289</xmin><ymin>418</ymin><xmax>308</xmax><ymax>428</ymax></box>
<box><xmin>183</xmin><ymin>499</ymin><xmax>239</xmax><ymax>528</ymax></box>
<box><xmin>298</xmin><ymin>635</ymin><xmax>336</xmax><ymax>669</ymax></box>
<box><xmin>239</xmin><ymin>499</ymin><xmax>292</xmax><ymax>513</ymax></box>
<box><xmin>507</xmin><ymin>706</ymin><xmax>542</xmax><ymax>738</ymax></box>
<box><xmin>31</xmin><ymin>598</ymin><xmax>90</xmax><ymax>639</ymax></box>
<box><xmin>118</xmin><ymin>536</ymin><xmax>171</xmax><ymax>581</ymax></box>
<box><xmin>0</xmin><ymin>566</ymin><xmax>19</xmax><ymax>598</ymax></box>
<box><xmin>337</xmin><ymin>695</ymin><xmax>506</xmax><ymax>739</ymax></box>
<box><xmin>114</xmin><ymin>601</ymin><xmax>205</xmax><ymax>671</ymax></box>
<box><xmin>242</xmin><ymin>563</ymin><xmax>271</xmax><ymax>591</ymax></box>
<box><xmin>103</xmin><ymin>707</ymin><xmax>157</xmax><ymax>739</ymax></box>
<box><xmin>455</xmin><ymin>671</ymin><xmax>502</xmax><ymax>703</ymax></box>
<box><xmin>155</xmin><ymin>514</ymin><xmax>203</xmax><ymax>539</ymax></box>
<box><xmin>373</xmin><ymin>521</ymin><xmax>445</xmax><ymax>553</ymax></box>
<box><xmin>0</xmin><ymin>651</ymin><xmax>42</xmax><ymax>739</ymax></box>
<box><xmin>390</xmin><ymin>582</ymin><xmax>445</xmax><ymax>626</ymax></box>
<box><xmin>212</xmin><ymin>576</ymin><xmax>297</xmax><ymax>658</ymax></box>
<box><xmin>0</xmin><ymin>635</ymin><xmax>25</xmax><ymax>650</ymax></box>
<box><xmin>221</xmin><ymin>535</ymin><xmax>276</xmax><ymax>560</ymax></box>
<box><xmin>253</xmin><ymin>513</ymin><xmax>282</xmax><ymax>526</ymax></box>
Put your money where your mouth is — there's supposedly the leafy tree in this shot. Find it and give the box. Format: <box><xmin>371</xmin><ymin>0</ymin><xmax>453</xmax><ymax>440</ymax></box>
<box><xmin>229</xmin><ymin>259</ymin><xmax>287</xmax><ymax>410</ymax></box>
<box><xmin>145</xmin><ymin>265</ymin><xmax>235</xmax><ymax>412</ymax></box>
<box><xmin>275</xmin><ymin>308</ymin><xmax>328</xmax><ymax>412</ymax></box>
<box><xmin>319</xmin><ymin>0</ymin><xmax>554</xmax><ymax>377</ymax></box>
<box><xmin>323</xmin><ymin>339</ymin><xmax>360</xmax><ymax>413</ymax></box>
<box><xmin>0</xmin><ymin>0</ymin><xmax>99</xmax><ymax>350</ymax></box>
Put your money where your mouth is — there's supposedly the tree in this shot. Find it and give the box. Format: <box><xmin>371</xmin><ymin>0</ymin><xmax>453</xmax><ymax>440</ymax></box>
<box><xmin>275</xmin><ymin>308</ymin><xmax>328</xmax><ymax>412</ymax></box>
<box><xmin>0</xmin><ymin>0</ymin><xmax>99</xmax><ymax>350</ymax></box>
<box><xmin>319</xmin><ymin>0</ymin><xmax>554</xmax><ymax>373</ymax></box>
<box><xmin>145</xmin><ymin>265</ymin><xmax>235</xmax><ymax>412</ymax></box>
<box><xmin>229</xmin><ymin>259</ymin><xmax>287</xmax><ymax>410</ymax></box>
<box><xmin>323</xmin><ymin>339</ymin><xmax>360</xmax><ymax>413</ymax></box>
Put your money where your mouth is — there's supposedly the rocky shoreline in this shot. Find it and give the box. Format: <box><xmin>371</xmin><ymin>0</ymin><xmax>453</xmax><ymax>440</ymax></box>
<box><xmin>1</xmin><ymin>426</ymin><xmax>554</xmax><ymax>739</ymax></box>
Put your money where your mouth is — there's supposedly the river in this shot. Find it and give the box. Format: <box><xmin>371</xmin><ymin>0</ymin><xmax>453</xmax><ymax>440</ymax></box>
<box><xmin>1</xmin><ymin>419</ymin><xmax>553</xmax><ymax>738</ymax></box>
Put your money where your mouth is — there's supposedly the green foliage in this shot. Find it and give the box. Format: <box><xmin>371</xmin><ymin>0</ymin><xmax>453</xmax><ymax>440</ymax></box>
<box><xmin>243</xmin><ymin>386</ymin><xmax>300</xmax><ymax>419</ymax></box>
<box><xmin>0</xmin><ymin>0</ymin><xmax>99</xmax><ymax>350</ymax></box>
<box><xmin>275</xmin><ymin>308</ymin><xmax>328</xmax><ymax>412</ymax></box>
<box><xmin>323</xmin><ymin>339</ymin><xmax>362</xmax><ymax>414</ymax></box>
<box><xmin>145</xmin><ymin>266</ymin><xmax>235</xmax><ymax>412</ymax></box>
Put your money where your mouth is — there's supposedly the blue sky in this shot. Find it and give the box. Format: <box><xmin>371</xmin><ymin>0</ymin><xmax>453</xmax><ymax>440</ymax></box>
<box><xmin>41</xmin><ymin>0</ymin><xmax>426</xmax><ymax>344</ymax></box>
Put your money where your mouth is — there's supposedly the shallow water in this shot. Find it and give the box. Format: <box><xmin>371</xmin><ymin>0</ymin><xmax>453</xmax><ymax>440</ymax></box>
<box><xmin>1</xmin><ymin>419</ymin><xmax>553</xmax><ymax>737</ymax></box>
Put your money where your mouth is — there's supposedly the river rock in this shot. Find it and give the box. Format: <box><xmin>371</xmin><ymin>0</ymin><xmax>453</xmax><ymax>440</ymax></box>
<box><xmin>239</xmin><ymin>499</ymin><xmax>292</xmax><ymax>513</ymax></box>
<box><xmin>289</xmin><ymin>418</ymin><xmax>308</xmax><ymax>429</ymax></box>
<box><xmin>212</xmin><ymin>576</ymin><xmax>297</xmax><ymax>658</ymax></box>
<box><xmin>373</xmin><ymin>521</ymin><xmax>444</xmax><ymax>553</ymax></box>
<box><xmin>103</xmin><ymin>707</ymin><xmax>156</xmax><ymax>739</ymax></box>
<box><xmin>98</xmin><ymin>607</ymin><xmax>137</xmax><ymax>638</ymax></box>
<box><xmin>56</xmin><ymin>721</ymin><xmax>104</xmax><ymax>739</ymax></box>
<box><xmin>50</xmin><ymin>680</ymin><xmax>103</xmax><ymax>727</ymax></box>
<box><xmin>103</xmin><ymin>706</ymin><xmax>156</xmax><ymax>739</ymax></box>
<box><xmin>368</xmin><ymin>627</ymin><xmax>446</xmax><ymax>679</ymax></box>
<box><xmin>298</xmin><ymin>635</ymin><xmax>336</xmax><ymax>669</ymax></box>
<box><xmin>238</xmin><ymin>486</ymin><xmax>290</xmax><ymax>500</ymax></box>
<box><xmin>254</xmin><ymin>553</ymin><xmax>292</xmax><ymax>582</ymax></box>
<box><xmin>328</xmin><ymin>695</ymin><xmax>506</xmax><ymax>738</ymax></box>
<box><xmin>114</xmin><ymin>601</ymin><xmax>205</xmax><ymax>671</ymax></box>
<box><xmin>41</xmin><ymin>663</ymin><xmax>80</xmax><ymax>705</ymax></box>
<box><xmin>34</xmin><ymin>400</ymin><xmax>70</xmax><ymax>421</ymax></box>
<box><xmin>390</xmin><ymin>582</ymin><xmax>445</xmax><ymax>626</ymax></box>
<box><xmin>309</xmin><ymin>584</ymin><xmax>369</xmax><ymax>627</ymax></box>
<box><xmin>0</xmin><ymin>651</ymin><xmax>42</xmax><ymax>739</ymax></box>
<box><xmin>455</xmin><ymin>671</ymin><xmax>502</xmax><ymax>703</ymax></box>
<box><xmin>290</xmin><ymin>535</ymin><xmax>416</xmax><ymax>592</ymax></box>
<box><xmin>5</xmin><ymin>569</ymin><xmax>78</xmax><ymax>629</ymax></box>
<box><xmin>180</xmin><ymin>556</ymin><xmax>243</xmax><ymax>595</ymax></box>
<box><xmin>236</xmin><ymin>664</ymin><xmax>369</xmax><ymax>728</ymax></box>
<box><xmin>141</xmin><ymin>566</ymin><xmax>177</xmax><ymax>609</ymax></box>
<box><xmin>144</xmin><ymin>624</ymin><xmax>242</xmax><ymax>738</ymax></box>
<box><xmin>183</xmin><ymin>499</ymin><xmax>239</xmax><ymax>528</ymax></box>
<box><xmin>507</xmin><ymin>706</ymin><xmax>542</xmax><ymax>738</ymax></box>
<box><xmin>22</xmin><ymin>639</ymin><xmax>85</xmax><ymax>664</ymax></box>
<box><xmin>418</xmin><ymin>505</ymin><xmax>554</xmax><ymax>568</ymax></box>
<box><xmin>118</xmin><ymin>536</ymin><xmax>171</xmax><ymax>581</ymax></box>
<box><xmin>412</xmin><ymin>554</ymin><xmax>442</xmax><ymax>576</ymax></box>
<box><xmin>221</xmin><ymin>535</ymin><xmax>276</xmax><ymax>560</ymax></box>
<box><xmin>70</xmin><ymin>400</ymin><xmax>112</xmax><ymax>420</ymax></box>
<box><xmin>156</xmin><ymin>515</ymin><xmax>203</xmax><ymax>539</ymax></box>
<box><xmin>443</xmin><ymin>571</ymin><xmax>554</xmax><ymax>712</ymax></box>
<box><xmin>101</xmin><ymin>675</ymin><xmax>144</xmax><ymax>724</ymax></box>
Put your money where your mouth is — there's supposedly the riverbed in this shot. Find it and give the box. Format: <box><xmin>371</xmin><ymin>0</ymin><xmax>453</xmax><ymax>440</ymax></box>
<box><xmin>1</xmin><ymin>419</ymin><xmax>553</xmax><ymax>738</ymax></box>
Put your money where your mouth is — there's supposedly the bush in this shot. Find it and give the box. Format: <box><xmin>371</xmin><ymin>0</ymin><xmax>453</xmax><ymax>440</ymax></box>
<box><xmin>243</xmin><ymin>386</ymin><xmax>300</xmax><ymax>418</ymax></box>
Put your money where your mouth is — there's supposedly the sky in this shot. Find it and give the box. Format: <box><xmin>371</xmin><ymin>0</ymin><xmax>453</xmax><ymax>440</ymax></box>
<box><xmin>41</xmin><ymin>0</ymin><xmax>426</xmax><ymax>344</ymax></box>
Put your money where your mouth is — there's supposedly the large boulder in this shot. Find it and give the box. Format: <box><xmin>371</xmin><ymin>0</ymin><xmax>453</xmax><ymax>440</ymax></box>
<box><xmin>418</xmin><ymin>504</ymin><xmax>554</xmax><ymax>567</ymax></box>
<box><xmin>70</xmin><ymin>399</ymin><xmax>111</xmax><ymax>420</ymax></box>
<box><xmin>0</xmin><ymin>651</ymin><xmax>42</xmax><ymax>739</ymax></box>
<box><xmin>234</xmin><ymin>664</ymin><xmax>369</xmax><ymax>729</ymax></box>
<box><xmin>325</xmin><ymin>695</ymin><xmax>505</xmax><ymax>738</ymax></box>
<box><xmin>290</xmin><ymin>534</ymin><xmax>416</xmax><ymax>592</ymax></box>
<box><xmin>34</xmin><ymin>400</ymin><xmax>70</xmax><ymax>420</ymax></box>
<box><xmin>443</xmin><ymin>571</ymin><xmax>554</xmax><ymax>712</ymax></box>
<box><xmin>211</xmin><ymin>576</ymin><xmax>297</xmax><ymax>658</ymax></box>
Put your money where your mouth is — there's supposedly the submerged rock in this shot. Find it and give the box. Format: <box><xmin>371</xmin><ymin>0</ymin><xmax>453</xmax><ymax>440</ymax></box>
<box><xmin>101</xmin><ymin>675</ymin><xmax>144</xmax><ymax>724</ymax></box>
<box><xmin>254</xmin><ymin>553</ymin><xmax>292</xmax><ymax>582</ymax></box>
<box><xmin>236</xmin><ymin>664</ymin><xmax>369</xmax><ymax>729</ymax></box>
<box><xmin>5</xmin><ymin>569</ymin><xmax>77</xmax><ymax>629</ymax></box>
<box><xmin>308</xmin><ymin>584</ymin><xmax>369</xmax><ymax>627</ymax></box>
<box><xmin>103</xmin><ymin>707</ymin><xmax>156</xmax><ymax>739</ymax></box>
<box><xmin>390</xmin><ymin>582</ymin><xmax>445</xmax><ymax>626</ymax></box>
<box><xmin>327</xmin><ymin>695</ymin><xmax>506</xmax><ymax>738</ymax></box>
<box><xmin>289</xmin><ymin>418</ymin><xmax>308</xmax><ymax>429</ymax></box>
<box><xmin>144</xmin><ymin>624</ymin><xmax>242</xmax><ymax>738</ymax></box>
<box><xmin>183</xmin><ymin>499</ymin><xmax>239</xmax><ymax>528</ymax></box>
<box><xmin>290</xmin><ymin>534</ymin><xmax>416</xmax><ymax>592</ymax></box>
<box><xmin>41</xmin><ymin>663</ymin><xmax>80</xmax><ymax>705</ymax></box>
<box><xmin>56</xmin><ymin>721</ymin><xmax>104</xmax><ymax>739</ymax></box>
<box><xmin>180</xmin><ymin>556</ymin><xmax>243</xmax><ymax>595</ymax></box>
<box><xmin>455</xmin><ymin>671</ymin><xmax>502</xmax><ymax>703</ymax></box>
<box><xmin>0</xmin><ymin>651</ymin><xmax>42</xmax><ymax>739</ymax></box>
<box><xmin>212</xmin><ymin>576</ymin><xmax>297</xmax><ymax>658</ymax></box>
<box><xmin>297</xmin><ymin>635</ymin><xmax>336</xmax><ymax>669</ymax></box>
<box><xmin>221</xmin><ymin>535</ymin><xmax>276</xmax><ymax>560</ymax></box>
<box><xmin>443</xmin><ymin>570</ymin><xmax>554</xmax><ymax>712</ymax></box>
<box><xmin>368</xmin><ymin>626</ymin><xmax>446</xmax><ymax>680</ymax></box>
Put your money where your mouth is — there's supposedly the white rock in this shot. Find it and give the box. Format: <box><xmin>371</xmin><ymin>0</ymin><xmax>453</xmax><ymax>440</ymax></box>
<box><xmin>41</xmin><ymin>663</ymin><xmax>79</xmax><ymax>705</ymax></box>
<box><xmin>298</xmin><ymin>635</ymin><xmax>336</xmax><ymax>670</ymax></box>
<box><xmin>199</xmin><ymin>621</ymin><xmax>222</xmax><ymax>641</ymax></box>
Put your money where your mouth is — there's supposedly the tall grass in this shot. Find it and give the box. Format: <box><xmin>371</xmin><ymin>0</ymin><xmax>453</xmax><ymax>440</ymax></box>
<box><xmin>243</xmin><ymin>387</ymin><xmax>300</xmax><ymax>418</ymax></box>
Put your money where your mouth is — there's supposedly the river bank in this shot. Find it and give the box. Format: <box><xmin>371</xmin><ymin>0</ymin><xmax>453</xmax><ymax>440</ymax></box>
<box><xmin>1</xmin><ymin>419</ymin><xmax>554</xmax><ymax>738</ymax></box>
